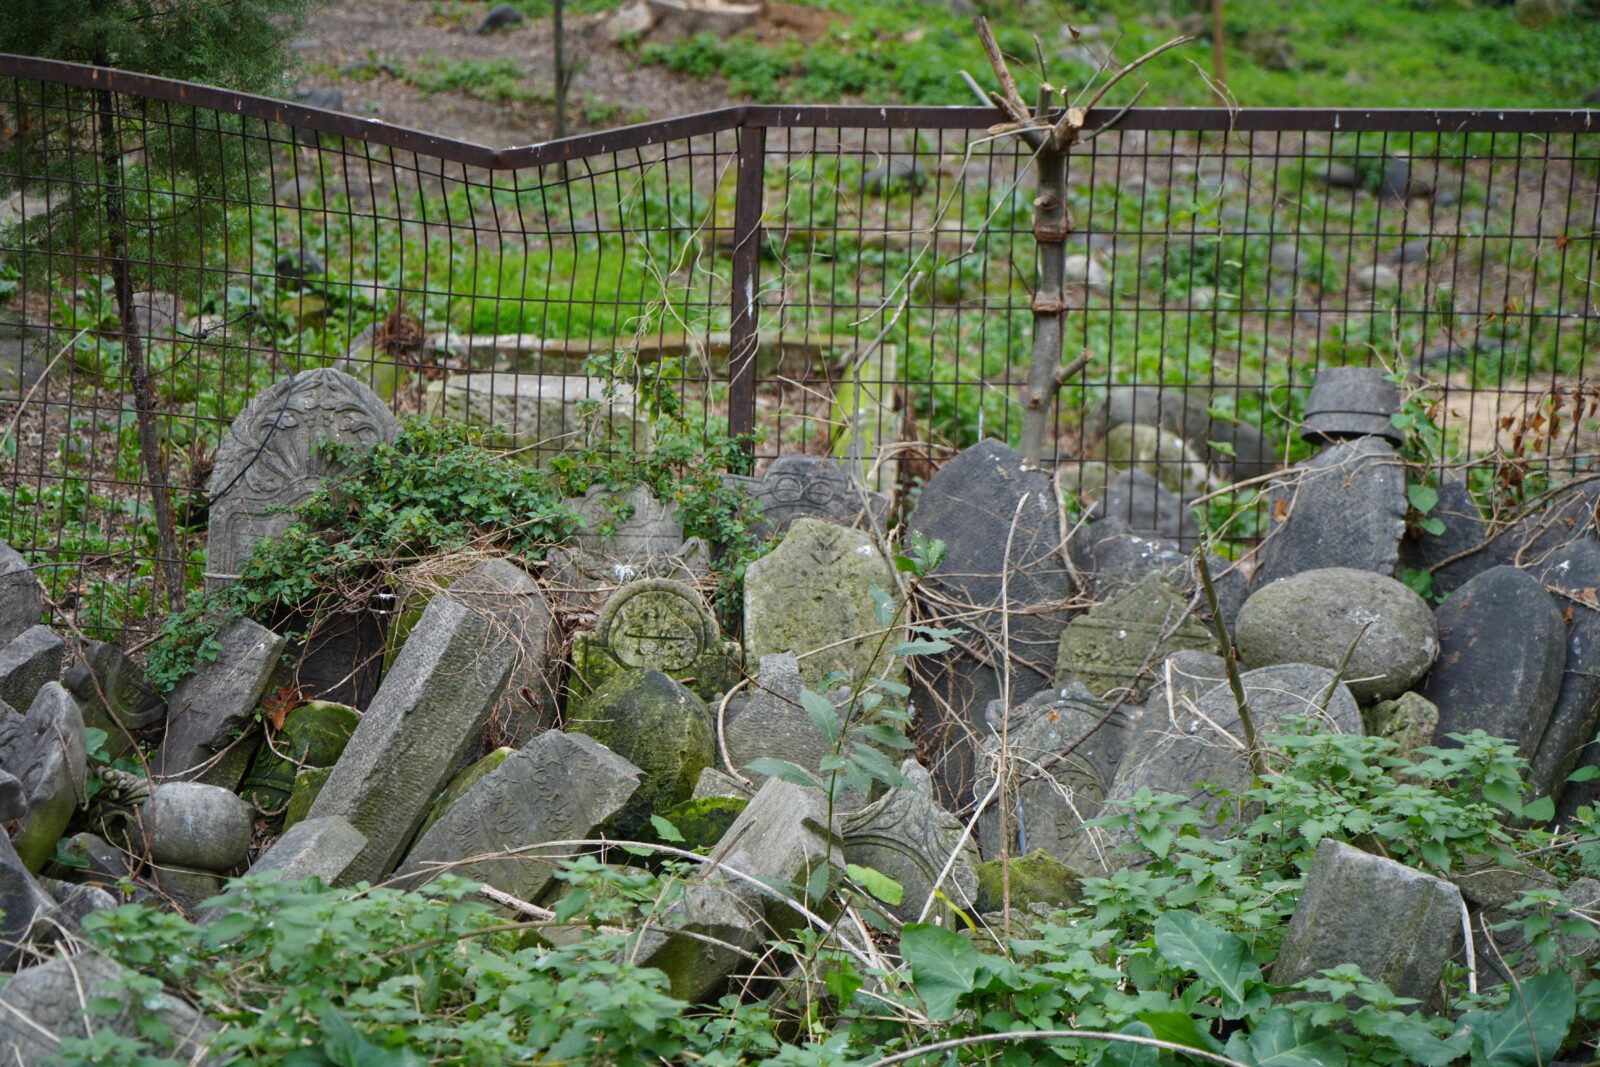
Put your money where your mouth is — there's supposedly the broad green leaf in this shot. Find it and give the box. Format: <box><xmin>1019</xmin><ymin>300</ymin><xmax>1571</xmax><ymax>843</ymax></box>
<box><xmin>1368</xmin><ymin>1014</ymin><xmax>1467</xmax><ymax>1066</ymax></box>
<box><xmin>649</xmin><ymin>814</ymin><xmax>685</xmax><ymax>843</ymax></box>
<box><xmin>801</xmin><ymin>688</ymin><xmax>841</xmax><ymax>743</ymax></box>
<box><xmin>1225</xmin><ymin>1008</ymin><xmax>1345</xmax><ymax>1066</ymax></box>
<box><xmin>891</xmin><ymin>638</ymin><xmax>952</xmax><ymax>656</ymax></box>
<box><xmin>1153</xmin><ymin>910</ymin><xmax>1262</xmax><ymax>1016</ymax></box>
<box><xmin>1408</xmin><ymin>483</ymin><xmax>1440</xmax><ymax>514</ymax></box>
<box><xmin>320</xmin><ymin>1006</ymin><xmax>427</xmax><ymax>1067</ymax></box>
<box><xmin>554</xmin><ymin>887</ymin><xmax>591</xmax><ymax>923</ymax></box>
<box><xmin>1568</xmin><ymin>765</ymin><xmax>1600</xmax><ymax>783</ymax></box>
<box><xmin>1136</xmin><ymin>1010</ymin><xmax>1220</xmax><ymax>1053</ymax></box>
<box><xmin>850</xmin><ymin>742</ymin><xmax>909</xmax><ymax>787</ymax></box>
<box><xmin>1522</xmin><ymin>795</ymin><xmax>1555</xmax><ymax>823</ymax></box>
<box><xmin>1088</xmin><ymin>1022</ymin><xmax>1159</xmax><ymax>1067</ymax></box>
<box><xmin>806</xmin><ymin>860</ymin><xmax>832</xmax><ymax>902</ymax></box>
<box><xmin>824</xmin><ymin>958</ymin><xmax>863</xmax><ymax>1005</ymax></box>
<box><xmin>1462</xmin><ymin>971</ymin><xmax>1574</xmax><ymax>1066</ymax></box>
<box><xmin>745</xmin><ymin>757</ymin><xmax>816</xmax><ymax>787</ymax></box>
<box><xmin>846</xmin><ymin>863</ymin><xmax>904</xmax><ymax>906</ymax></box>
<box><xmin>900</xmin><ymin>923</ymin><xmax>981</xmax><ymax>1020</ymax></box>
<box><xmin>1420</xmin><ymin>516</ymin><xmax>1447</xmax><ymax>536</ymax></box>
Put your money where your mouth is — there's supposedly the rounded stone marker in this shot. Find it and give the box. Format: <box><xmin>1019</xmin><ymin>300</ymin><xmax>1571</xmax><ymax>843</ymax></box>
<box><xmin>136</xmin><ymin>782</ymin><xmax>253</xmax><ymax>873</ymax></box>
<box><xmin>1236</xmin><ymin>567</ymin><xmax>1438</xmax><ymax>702</ymax></box>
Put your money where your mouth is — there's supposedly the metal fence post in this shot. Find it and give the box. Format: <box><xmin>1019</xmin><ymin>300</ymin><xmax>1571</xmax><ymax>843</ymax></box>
<box><xmin>727</xmin><ymin>120</ymin><xmax>765</xmax><ymax>458</ymax></box>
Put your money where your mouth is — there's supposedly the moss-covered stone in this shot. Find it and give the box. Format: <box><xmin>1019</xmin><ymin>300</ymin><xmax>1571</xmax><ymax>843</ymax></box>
<box><xmin>566</xmin><ymin>669</ymin><xmax>713</xmax><ymax>836</ymax></box>
<box><xmin>642</xmin><ymin>795</ymin><xmax>749</xmax><ymax>851</ymax></box>
<box><xmin>282</xmin><ymin>766</ymin><xmax>334</xmax><ymax>831</ymax></box>
<box><xmin>239</xmin><ymin>701</ymin><xmax>359</xmax><ymax>816</ymax></box>
<box><xmin>975</xmin><ymin>850</ymin><xmax>1082</xmax><ymax>912</ymax></box>
<box><xmin>417</xmin><ymin>747</ymin><xmax>513</xmax><ymax>836</ymax></box>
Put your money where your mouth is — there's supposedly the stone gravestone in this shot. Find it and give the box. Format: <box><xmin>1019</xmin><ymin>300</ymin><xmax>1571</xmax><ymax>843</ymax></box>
<box><xmin>0</xmin><ymin>823</ymin><xmax>54</xmax><ymax>965</ymax></box>
<box><xmin>207</xmin><ymin>368</ymin><xmax>397</xmax><ymax>589</ymax></box>
<box><xmin>1421</xmin><ymin>565</ymin><xmax>1565</xmax><ymax>761</ymax></box>
<box><xmin>723</xmin><ymin>455</ymin><xmax>890</xmax><ymax>540</ymax></box>
<box><xmin>0</xmin><ymin>682</ymin><xmax>88</xmax><ymax>872</ymax></box>
<box><xmin>571</xmin><ymin>484</ymin><xmax>684</xmax><ymax>561</ymax></box>
<box><xmin>571</xmin><ymin>578</ymin><xmax>740</xmax><ymax>700</ymax></box>
<box><xmin>724</xmin><ymin>653</ymin><xmax>829</xmax><ymax>787</ymax></box>
<box><xmin>0</xmin><ymin>541</ymin><xmax>42</xmax><ymax>648</ymax></box>
<box><xmin>744</xmin><ymin>518</ymin><xmax>903</xmax><ymax>688</ymax></box>
<box><xmin>445</xmin><ymin>558</ymin><xmax>560</xmax><ymax>745</ymax></box>
<box><xmin>1399</xmin><ymin>476</ymin><xmax>1485</xmax><ymax>599</ymax></box>
<box><xmin>306</xmin><ymin>586</ymin><xmax>518</xmax><ymax>885</ymax></box>
<box><xmin>907</xmin><ymin>440</ymin><xmax>1077</xmax><ymax>801</ymax></box>
<box><xmin>63</xmin><ymin>641</ymin><xmax>166</xmax><ymax>756</ymax></box>
<box><xmin>1251</xmin><ymin>436</ymin><xmax>1408</xmax><ymax>589</ymax></box>
<box><xmin>843</xmin><ymin>761</ymin><xmax>979</xmax><ymax>924</ymax></box>
<box><xmin>155</xmin><ymin>618</ymin><xmax>285</xmax><ymax>789</ymax></box>
<box><xmin>1274</xmin><ymin>838</ymin><xmax>1463</xmax><ymax>1003</ymax></box>
<box><xmin>1545</xmin><ymin>543</ymin><xmax>1600</xmax><ymax>817</ymax></box>
<box><xmin>398</xmin><ymin>730</ymin><xmax>642</xmax><ymax>901</ymax></box>
<box><xmin>0</xmin><ymin>625</ymin><xmax>63</xmax><ymax>712</ymax></box>
<box><xmin>1055</xmin><ymin>573</ymin><xmax>1214</xmax><ymax>701</ymax></box>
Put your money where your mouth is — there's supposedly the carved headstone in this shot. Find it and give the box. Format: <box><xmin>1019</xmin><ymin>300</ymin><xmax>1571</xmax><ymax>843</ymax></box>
<box><xmin>723</xmin><ymin>455</ymin><xmax>889</xmax><ymax>540</ymax></box>
<box><xmin>63</xmin><ymin>640</ymin><xmax>166</xmax><ymax>756</ymax></box>
<box><xmin>0</xmin><ymin>625</ymin><xmax>63</xmax><ymax>712</ymax></box>
<box><xmin>1055</xmin><ymin>573</ymin><xmax>1214</xmax><ymax>700</ymax></box>
<box><xmin>571</xmin><ymin>578</ymin><xmax>740</xmax><ymax>700</ymax></box>
<box><xmin>155</xmin><ymin>618</ymin><xmax>285</xmax><ymax>789</ymax></box>
<box><xmin>445</xmin><ymin>558</ymin><xmax>560</xmax><ymax>745</ymax></box>
<box><xmin>0</xmin><ymin>541</ymin><xmax>42</xmax><ymax>648</ymax></box>
<box><xmin>571</xmin><ymin>484</ymin><xmax>685</xmax><ymax>562</ymax></box>
<box><xmin>206</xmin><ymin>368</ymin><xmax>396</xmax><ymax>590</ymax></box>
<box><xmin>398</xmin><ymin>730</ymin><xmax>642</xmax><ymax>901</ymax></box>
<box><xmin>238</xmin><ymin>700</ymin><xmax>359</xmax><ymax>816</ymax></box>
<box><xmin>743</xmin><ymin>518</ymin><xmax>902</xmax><ymax>688</ymax></box>
<box><xmin>843</xmin><ymin>760</ymin><xmax>978</xmax><ymax>923</ymax></box>
<box><xmin>0</xmin><ymin>682</ymin><xmax>87</xmax><ymax>872</ymax></box>
<box><xmin>1252</xmin><ymin>437</ymin><xmax>1408</xmax><ymax>588</ymax></box>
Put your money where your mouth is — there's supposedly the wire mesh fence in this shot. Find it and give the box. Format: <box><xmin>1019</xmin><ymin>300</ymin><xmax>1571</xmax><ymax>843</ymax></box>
<box><xmin>1</xmin><ymin>53</ymin><xmax>1597</xmax><ymax>641</ymax></box>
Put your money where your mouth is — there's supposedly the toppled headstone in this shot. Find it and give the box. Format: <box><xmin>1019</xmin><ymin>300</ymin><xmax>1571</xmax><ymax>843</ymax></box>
<box><xmin>1422</xmin><ymin>565</ymin><xmax>1565</xmax><ymax>759</ymax></box>
<box><xmin>134</xmin><ymin>782</ymin><xmax>253</xmax><ymax>873</ymax></box>
<box><xmin>244</xmin><ymin>815</ymin><xmax>366</xmax><ymax>887</ymax></box>
<box><xmin>239</xmin><ymin>700</ymin><xmax>358</xmax><ymax>815</ymax></box>
<box><xmin>907</xmin><ymin>440</ymin><xmax>1077</xmax><ymax>798</ymax></box>
<box><xmin>306</xmin><ymin>589</ymin><xmax>518</xmax><ymax>885</ymax></box>
<box><xmin>1433</xmin><ymin>478</ymin><xmax>1600</xmax><ymax>596</ymax></box>
<box><xmin>724</xmin><ymin>652</ymin><xmax>830</xmax><ymax>787</ymax></box>
<box><xmin>155</xmin><ymin>618</ymin><xmax>285</xmax><ymax>788</ymax></box>
<box><xmin>1252</xmin><ymin>437</ymin><xmax>1408</xmax><ymax>588</ymax></box>
<box><xmin>0</xmin><ymin>682</ymin><xmax>87</xmax><ymax>872</ymax></box>
<box><xmin>1102</xmin><ymin>664</ymin><xmax>1360</xmax><ymax>858</ymax></box>
<box><xmin>0</xmin><ymin>625</ymin><xmax>63</xmax><ymax>713</ymax></box>
<box><xmin>0</xmin><ymin>830</ymin><xmax>53</xmax><ymax>966</ymax></box>
<box><xmin>567</xmin><ymin>669</ymin><xmax>714</xmax><ymax>836</ymax></box>
<box><xmin>1534</xmin><ymin>540</ymin><xmax>1600</xmax><ymax>808</ymax></box>
<box><xmin>1091</xmin><ymin>468</ymin><xmax>1201</xmax><ymax>546</ymax></box>
<box><xmin>207</xmin><ymin>368</ymin><xmax>397</xmax><ymax>591</ymax></box>
<box><xmin>1274</xmin><ymin>838</ymin><xmax>1463</xmax><ymax>1003</ymax></box>
<box><xmin>843</xmin><ymin>760</ymin><xmax>978</xmax><ymax>923</ymax></box>
<box><xmin>1056</xmin><ymin>572</ymin><xmax>1214</xmax><ymax>700</ymax></box>
<box><xmin>0</xmin><ymin>954</ymin><xmax>216</xmax><ymax>1065</ymax></box>
<box><xmin>724</xmin><ymin>454</ymin><xmax>890</xmax><ymax>540</ymax></box>
<box><xmin>1235</xmin><ymin>567</ymin><xmax>1438</xmax><ymax>702</ymax></box>
<box><xmin>283</xmin><ymin>766</ymin><xmax>333</xmax><ymax>831</ymax></box>
<box><xmin>63</xmin><ymin>640</ymin><xmax>165</xmax><ymax>755</ymax></box>
<box><xmin>426</xmin><ymin>372</ymin><xmax>648</xmax><ymax>466</ymax></box>
<box><xmin>693</xmin><ymin>765</ymin><xmax>752</xmax><ymax>801</ymax></box>
<box><xmin>37</xmin><ymin>877</ymin><xmax>116</xmax><ymax>934</ymax></box>
<box><xmin>444</xmin><ymin>557</ymin><xmax>559</xmax><ymax>744</ymax></box>
<box><xmin>976</xmin><ymin>684</ymin><xmax>1134</xmax><ymax>864</ymax></box>
<box><xmin>1068</xmin><ymin>517</ymin><xmax>1186</xmax><ymax>599</ymax></box>
<box><xmin>571</xmin><ymin>578</ymin><xmax>739</xmax><ymax>701</ymax></box>
<box><xmin>744</xmin><ymin>518</ymin><xmax>902</xmax><ymax>688</ymax></box>
<box><xmin>398</xmin><ymin>731</ymin><xmax>641</xmax><ymax>901</ymax></box>
<box><xmin>570</xmin><ymin>484</ymin><xmax>685</xmax><ymax>561</ymax></box>
<box><xmin>1366</xmin><ymin>692</ymin><xmax>1440</xmax><ymax>761</ymax></box>
<box><xmin>0</xmin><ymin>541</ymin><xmax>42</xmax><ymax>647</ymax></box>
<box><xmin>277</xmin><ymin>605</ymin><xmax>388</xmax><ymax>709</ymax></box>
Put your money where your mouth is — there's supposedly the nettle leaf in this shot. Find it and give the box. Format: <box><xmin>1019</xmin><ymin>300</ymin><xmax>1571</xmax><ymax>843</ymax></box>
<box><xmin>1225</xmin><ymin>1008</ymin><xmax>1346</xmax><ymax>1066</ymax></box>
<box><xmin>1367</xmin><ymin>1013</ymin><xmax>1467</xmax><ymax>1066</ymax></box>
<box><xmin>824</xmin><ymin>958</ymin><xmax>864</xmax><ymax>1006</ymax></box>
<box><xmin>554</xmin><ymin>887</ymin><xmax>591</xmax><ymax>923</ymax></box>
<box><xmin>1568</xmin><ymin>765</ymin><xmax>1600</xmax><ymax>783</ymax></box>
<box><xmin>1521</xmin><ymin>794</ymin><xmax>1555</xmax><ymax>823</ymax></box>
<box><xmin>745</xmin><ymin>757</ymin><xmax>816</xmax><ymax>787</ymax></box>
<box><xmin>901</xmin><ymin>923</ymin><xmax>981</xmax><ymax>1020</ymax></box>
<box><xmin>1461</xmin><ymin>970</ymin><xmax>1574</xmax><ymax>1066</ymax></box>
<box><xmin>846</xmin><ymin>862</ymin><xmax>904</xmax><ymax>906</ymax></box>
<box><xmin>1153</xmin><ymin>911</ymin><xmax>1262</xmax><ymax>1017</ymax></box>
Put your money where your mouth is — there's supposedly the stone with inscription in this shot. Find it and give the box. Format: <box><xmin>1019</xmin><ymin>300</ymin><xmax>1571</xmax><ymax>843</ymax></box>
<box><xmin>426</xmin><ymin>372</ymin><xmax>649</xmax><ymax>466</ymax></box>
<box><xmin>0</xmin><ymin>625</ymin><xmax>62</xmax><ymax>712</ymax></box>
<box><xmin>723</xmin><ymin>455</ymin><xmax>889</xmax><ymax>540</ymax></box>
<box><xmin>206</xmin><ymin>367</ymin><xmax>396</xmax><ymax>591</ymax></box>
<box><xmin>744</xmin><ymin>518</ymin><xmax>903</xmax><ymax>688</ymax></box>
<box><xmin>0</xmin><ymin>541</ymin><xmax>42</xmax><ymax>648</ymax></box>
<box><xmin>63</xmin><ymin>640</ymin><xmax>166</xmax><ymax>757</ymax></box>
<box><xmin>398</xmin><ymin>730</ymin><xmax>642</xmax><ymax>900</ymax></box>
<box><xmin>307</xmin><ymin>586</ymin><xmax>518</xmax><ymax>885</ymax></box>
<box><xmin>571</xmin><ymin>578</ymin><xmax>740</xmax><ymax>700</ymax></box>
<box><xmin>571</xmin><ymin>484</ymin><xmax>685</xmax><ymax>561</ymax></box>
<box><xmin>445</xmin><ymin>557</ymin><xmax>560</xmax><ymax>744</ymax></box>
<box><xmin>567</xmin><ymin>668</ymin><xmax>714</xmax><ymax>836</ymax></box>
<box><xmin>844</xmin><ymin>760</ymin><xmax>978</xmax><ymax>923</ymax></box>
<box><xmin>548</xmin><ymin>536</ymin><xmax>712</xmax><ymax>616</ymax></box>
<box><xmin>1056</xmin><ymin>572</ymin><xmax>1214</xmax><ymax>701</ymax></box>
<box><xmin>155</xmin><ymin>618</ymin><xmax>285</xmax><ymax>789</ymax></box>
<box><xmin>0</xmin><ymin>682</ymin><xmax>87</xmax><ymax>872</ymax></box>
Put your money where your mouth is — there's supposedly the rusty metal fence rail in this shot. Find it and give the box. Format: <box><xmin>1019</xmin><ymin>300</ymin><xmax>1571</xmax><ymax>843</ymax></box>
<box><xmin>1</xmin><ymin>53</ymin><xmax>1598</xmax><ymax>639</ymax></box>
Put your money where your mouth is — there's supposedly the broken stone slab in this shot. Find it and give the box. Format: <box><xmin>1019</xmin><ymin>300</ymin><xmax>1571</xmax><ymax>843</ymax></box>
<box><xmin>37</xmin><ymin>877</ymin><xmax>117</xmax><ymax>935</ymax></box>
<box><xmin>238</xmin><ymin>700</ymin><xmax>359</xmax><ymax>817</ymax></box>
<box><xmin>196</xmin><ymin>817</ymin><xmax>368</xmax><ymax>924</ymax></box>
<box><xmin>443</xmin><ymin>557</ymin><xmax>560</xmax><ymax>745</ymax></box>
<box><xmin>0</xmin><ymin>682</ymin><xmax>88</xmax><ymax>872</ymax></box>
<box><xmin>397</xmin><ymin>730</ymin><xmax>641</xmax><ymax>902</ymax></box>
<box><xmin>723</xmin><ymin>454</ymin><xmax>890</xmax><ymax>541</ymax></box>
<box><xmin>0</xmin><ymin>830</ymin><xmax>53</xmax><ymax>967</ymax></box>
<box><xmin>206</xmin><ymin>367</ymin><xmax>397</xmax><ymax>593</ymax></box>
<box><xmin>743</xmin><ymin>518</ymin><xmax>903</xmax><ymax>688</ymax></box>
<box><xmin>1432</xmin><ymin>478</ymin><xmax>1600</xmax><ymax>597</ymax></box>
<box><xmin>1421</xmin><ymin>565</ymin><xmax>1565</xmax><ymax>760</ymax></box>
<box><xmin>425</xmin><ymin>372</ymin><xmax>649</xmax><ymax>466</ymax></box>
<box><xmin>1056</xmin><ymin>572</ymin><xmax>1214</xmax><ymax>701</ymax></box>
<box><xmin>1251</xmin><ymin>437</ymin><xmax>1408</xmax><ymax>589</ymax></box>
<box><xmin>0</xmin><ymin>768</ymin><xmax>26</xmax><ymax>822</ymax></box>
<box><xmin>155</xmin><ymin>618</ymin><xmax>285</xmax><ymax>789</ymax></box>
<box><xmin>1235</xmin><ymin>567</ymin><xmax>1439</xmax><ymax>703</ymax></box>
<box><xmin>62</xmin><ymin>640</ymin><xmax>166</xmax><ymax>756</ymax></box>
<box><xmin>0</xmin><ymin>625</ymin><xmax>61</xmax><ymax>712</ymax></box>
<box><xmin>843</xmin><ymin>760</ymin><xmax>978</xmax><ymax>924</ymax></box>
<box><xmin>1274</xmin><ymin>838</ymin><xmax>1463</xmax><ymax>1003</ymax></box>
<box><xmin>306</xmin><ymin>589</ymin><xmax>518</xmax><ymax>885</ymax></box>
<box><xmin>0</xmin><ymin>541</ymin><xmax>43</xmax><ymax>648</ymax></box>
<box><xmin>1533</xmin><ymin>540</ymin><xmax>1600</xmax><ymax>809</ymax></box>
<box><xmin>0</xmin><ymin>953</ymin><xmax>217</xmax><ymax>1065</ymax></box>
<box><xmin>134</xmin><ymin>782</ymin><xmax>253</xmax><ymax>873</ymax></box>
<box><xmin>693</xmin><ymin>765</ymin><xmax>752</xmax><ymax>801</ymax></box>
<box><xmin>566</xmin><ymin>668</ymin><xmax>713</xmax><ymax>837</ymax></box>
<box><xmin>1069</xmin><ymin>517</ymin><xmax>1187</xmax><ymax>600</ymax></box>
<box><xmin>724</xmin><ymin>652</ymin><xmax>833</xmax><ymax>790</ymax></box>
<box><xmin>571</xmin><ymin>578</ymin><xmax>740</xmax><ymax>701</ymax></box>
